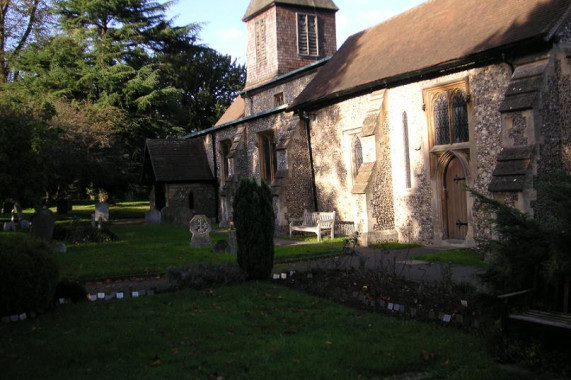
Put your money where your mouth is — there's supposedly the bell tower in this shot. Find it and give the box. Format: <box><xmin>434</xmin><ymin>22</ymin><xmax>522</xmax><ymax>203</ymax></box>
<box><xmin>242</xmin><ymin>0</ymin><xmax>338</xmax><ymax>88</ymax></box>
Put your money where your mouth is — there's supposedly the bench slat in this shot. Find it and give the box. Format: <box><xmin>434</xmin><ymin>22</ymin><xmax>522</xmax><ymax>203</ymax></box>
<box><xmin>509</xmin><ymin>310</ymin><xmax>571</xmax><ymax>330</ymax></box>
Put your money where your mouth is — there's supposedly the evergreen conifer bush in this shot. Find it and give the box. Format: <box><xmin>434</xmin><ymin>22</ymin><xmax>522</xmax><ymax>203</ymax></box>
<box><xmin>233</xmin><ymin>178</ymin><xmax>275</xmax><ymax>280</ymax></box>
<box><xmin>0</xmin><ymin>234</ymin><xmax>59</xmax><ymax>316</ymax></box>
<box><xmin>472</xmin><ymin>172</ymin><xmax>571</xmax><ymax>301</ymax></box>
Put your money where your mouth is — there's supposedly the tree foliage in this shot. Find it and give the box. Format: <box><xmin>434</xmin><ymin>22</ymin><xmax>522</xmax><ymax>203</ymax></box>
<box><xmin>0</xmin><ymin>0</ymin><xmax>245</xmax><ymax>204</ymax></box>
<box><xmin>233</xmin><ymin>179</ymin><xmax>275</xmax><ymax>280</ymax></box>
<box><xmin>0</xmin><ymin>0</ymin><xmax>54</xmax><ymax>82</ymax></box>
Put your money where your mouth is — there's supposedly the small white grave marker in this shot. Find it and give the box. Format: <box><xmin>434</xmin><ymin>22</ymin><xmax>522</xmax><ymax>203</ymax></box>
<box><xmin>10</xmin><ymin>315</ymin><xmax>19</xmax><ymax>322</ymax></box>
<box><xmin>289</xmin><ymin>270</ymin><xmax>296</xmax><ymax>276</ymax></box>
<box><xmin>97</xmin><ymin>292</ymin><xmax>105</xmax><ymax>299</ymax></box>
<box><xmin>132</xmin><ymin>291</ymin><xmax>140</xmax><ymax>298</ymax></box>
<box><xmin>443</xmin><ymin>314</ymin><xmax>452</xmax><ymax>323</ymax></box>
<box><xmin>116</xmin><ymin>292</ymin><xmax>124</xmax><ymax>299</ymax></box>
<box><xmin>461</xmin><ymin>300</ymin><xmax>468</xmax><ymax>307</ymax></box>
<box><xmin>272</xmin><ymin>274</ymin><xmax>280</xmax><ymax>280</ymax></box>
<box><xmin>387</xmin><ymin>303</ymin><xmax>394</xmax><ymax>311</ymax></box>
<box><xmin>281</xmin><ymin>273</ymin><xmax>287</xmax><ymax>280</ymax></box>
<box><xmin>59</xmin><ymin>298</ymin><xmax>67</xmax><ymax>305</ymax></box>
<box><xmin>19</xmin><ymin>313</ymin><xmax>27</xmax><ymax>321</ymax></box>
<box><xmin>88</xmin><ymin>294</ymin><xmax>97</xmax><ymax>302</ymax></box>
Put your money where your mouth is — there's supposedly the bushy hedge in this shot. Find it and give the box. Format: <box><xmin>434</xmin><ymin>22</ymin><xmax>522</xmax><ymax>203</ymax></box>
<box><xmin>0</xmin><ymin>234</ymin><xmax>59</xmax><ymax>316</ymax></box>
<box><xmin>232</xmin><ymin>178</ymin><xmax>275</xmax><ymax>280</ymax></box>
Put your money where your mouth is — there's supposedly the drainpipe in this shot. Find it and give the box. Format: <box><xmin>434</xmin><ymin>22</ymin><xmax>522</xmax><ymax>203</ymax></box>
<box><xmin>211</xmin><ymin>133</ymin><xmax>219</xmax><ymax>224</ymax></box>
<box><xmin>300</xmin><ymin>111</ymin><xmax>319</xmax><ymax>212</ymax></box>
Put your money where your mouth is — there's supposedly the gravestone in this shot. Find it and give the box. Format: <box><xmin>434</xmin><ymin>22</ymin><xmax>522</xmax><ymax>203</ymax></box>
<box><xmin>52</xmin><ymin>242</ymin><xmax>67</xmax><ymax>253</ymax></box>
<box><xmin>31</xmin><ymin>208</ymin><xmax>55</xmax><ymax>242</ymax></box>
<box><xmin>161</xmin><ymin>206</ymin><xmax>193</xmax><ymax>227</ymax></box>
<box><xmin>94</xmin><ymin>202</ymin><xmax>109</xmax><ymax>222</ymax></box>
<box><xmin>189</xmin><ymin>214</ymin><xmax>212</xmax><ymax>249</ymax></box>
<box><xmin>19</xmin><ymin>219</ymin><xmax>30</xmax><ymax>230</ymax></box>
<box><xmin>3</xmin><ymin>222</ymin><xmax>15</xmax><ymax>232</ymax></box>
<box><xmin>145</xmin><ymin>209</ymin><xmax>161</xmax><ymax>225</ymax></box>
<box><xmin>227</xmin><ymin>230</ymin><xmax>237</xmax><ymax>254</ymax></box>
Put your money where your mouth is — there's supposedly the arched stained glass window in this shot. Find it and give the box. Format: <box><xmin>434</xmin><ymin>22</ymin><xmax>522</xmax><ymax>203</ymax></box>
<box><xmin>434</xmin><ymin>93</ymin><xmax>450</xmax><ymax>145</ymax></box>
<box><xmin>452</xmin><ymin>90</ymin><xmax>469</xmax><ymax>143</ymax></box>
<box><xmin>353</xmin><ymin>135</ymin><xmax>363</xmax><ymax>177</ymax></box>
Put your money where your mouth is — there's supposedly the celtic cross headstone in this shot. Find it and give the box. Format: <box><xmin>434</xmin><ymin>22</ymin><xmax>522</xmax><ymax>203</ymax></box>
<box><xmin>189</xmin><ymin>215</ymin><xmax>212</xmax><ymax>249</ymax></box>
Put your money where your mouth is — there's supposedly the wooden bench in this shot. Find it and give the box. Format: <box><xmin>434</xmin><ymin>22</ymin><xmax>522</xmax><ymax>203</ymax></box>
<box><xmin>507</xmin><ymin>310</ymin><xmax>571</xmax><ymax>337</ymax></box>
<box><xmin>289</xmin><ymin>210</ymin><xmax>335</xmax><ymax>242</ymax></box>
<box><xmin>499</xmin><ymin>286</ymin><xmax>571</xmax><ymax>337</ymax></box>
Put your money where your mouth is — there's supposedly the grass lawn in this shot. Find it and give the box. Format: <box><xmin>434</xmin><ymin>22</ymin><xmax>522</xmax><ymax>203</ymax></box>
<box><xmin>413</xmin><ymin>249</ymin><xmax>489</xmax><ymax>268</ymax></box>
<box><xmin>0</xmin><ymin>282</ymin><xmax>517</xmax><ymax>380</ymax></box>
<box><xmin>369</xmin><ymin>242</ymin><xmax>422</xmax><ymax>250</ymax></box>
<box><xmin>59</xmin><ymin>224</ymin><xmax>341</xmax><ymax>279</ymax></box>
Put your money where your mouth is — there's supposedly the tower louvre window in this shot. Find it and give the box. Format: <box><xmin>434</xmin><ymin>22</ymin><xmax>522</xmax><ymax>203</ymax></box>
<box><xmin>255</xmin><ymin>18</ymin><xmax>266</xmax><ymax>62</ymax></box>
<box><xmin>297</xmin><ymin>13</ymin><xmax>318</xmax><ymax>56</ymax></box>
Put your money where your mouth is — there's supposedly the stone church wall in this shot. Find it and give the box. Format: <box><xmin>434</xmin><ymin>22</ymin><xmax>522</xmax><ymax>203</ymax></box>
<box><xmin>308</xmin><ymin>63</ymin><xmax>513</xmax><ymax>245</ymax></box>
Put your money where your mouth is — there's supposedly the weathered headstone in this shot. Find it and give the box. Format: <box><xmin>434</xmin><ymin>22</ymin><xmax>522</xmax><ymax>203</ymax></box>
<box><xmin>52</xmin><ymin>242</ymin><xmax>67</xmax><ymax>253</ymax></box>
<box><xmin>189</xmin><ymin>214</ymin><xmax>212</xmax><ymax>249</ymax></box>
<box><xmin>94</xmin><ymin>202</ymin><xmax>109</xmax><ymax>222</ymax></box>
<box><xmin>227</xmin><ymin>230</ymin><xmax>237</xmax><ymax>254</ymax></box>
<box><xmin>161</xmin><ymin>206</ymin><xmax>193</xmax><ymax>227</ymax></box>
<box><xmin>19</xmin><ymin>219</ymin><xmax>30</xmax><ymax>230</ymax></box>
<box><xmin>3</xmin><ymin>222</ymin><xmax>15</xmax><ymax>232</ymax></box>
<box><xmin>145</xmin><ymin>209</ymin><xmax>162</xmax><ymax>225</ymax></box>
<box><xmin>31</xmin><ymin>208</ymin><xmax>55</xmax><ymax>242</ymax></box>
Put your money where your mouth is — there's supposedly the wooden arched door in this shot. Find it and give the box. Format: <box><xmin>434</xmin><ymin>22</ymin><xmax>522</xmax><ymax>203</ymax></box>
<box><xmin>443</xmin><ymin>157</ymin><xmax>468</xmax><ymax>240</ymax></box>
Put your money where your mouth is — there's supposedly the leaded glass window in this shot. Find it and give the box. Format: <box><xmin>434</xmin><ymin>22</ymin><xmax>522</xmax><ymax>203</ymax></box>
<box><xmin>434</xmin><ymin>93</ymin><xmax>450</xmax><ymax>145</ymax></box>
<box><xmin>432</xmin><ymin>88</ymin><xmax>470</xmax><ymax>146</ymax></box>
<box><xmin>452</xmin><ymin>90</ymin><xmax>469</xmax><ymax>143</ymax></box>
<box><xmin>353</xmin><ymin>136</ymin><xmax>363</xmax><ymax>177</ymax></box>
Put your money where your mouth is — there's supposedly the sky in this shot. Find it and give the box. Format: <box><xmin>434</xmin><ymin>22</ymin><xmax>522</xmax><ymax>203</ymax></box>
<box><xmin>165</xmin><ymin>0</ymin><xmax>426</xmax><ymax>64</ymax></box>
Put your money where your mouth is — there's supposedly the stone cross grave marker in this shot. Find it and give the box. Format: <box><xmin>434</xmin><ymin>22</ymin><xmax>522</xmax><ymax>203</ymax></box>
<box><xmin>31</xmin><ymin>208</ymin><xmax>55</xmax><ymax>242</ymax></box>
<box><xmin>189</xmin><ymin>214</ymin><xmax>212</xmax><ymax>249</ymax></box>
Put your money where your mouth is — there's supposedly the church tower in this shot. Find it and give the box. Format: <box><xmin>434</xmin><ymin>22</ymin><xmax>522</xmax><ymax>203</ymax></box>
<box><xmin>243</xmin><ymin>0</ymin><xmax>338</xmax><ymax>88</ymax></box>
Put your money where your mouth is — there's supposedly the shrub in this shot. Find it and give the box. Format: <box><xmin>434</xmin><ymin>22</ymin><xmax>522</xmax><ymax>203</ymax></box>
<box><xmin>232</xmin><ymin>178</ymin><xmax>275</xmax><ymax>280</ymax></box>
<box><xmin>472</xmin><ymin>173</ymin><xmax>571</xmax><ymax>300</ymax></box>
<box><xmin>53</xmin><ymin>221</ymin><xmax>117</xmax><ymax>244</ymax></box>
<box><xmin>54</xmin><ymin>279</ymin><xmax>87</xmax><ymax>303</ymax></box>
<box><xmin>0</xmin><ymin>234</ymin><xmax>59</xmax><ymax>316</ymax></box>
<box><xmin>167</xmin><ymin>263</ymin><xmax>246</xmax><ymax>290</ymax></box>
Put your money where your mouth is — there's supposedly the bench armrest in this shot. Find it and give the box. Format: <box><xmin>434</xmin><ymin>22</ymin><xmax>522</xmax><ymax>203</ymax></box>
<box><xmin>289</xmin><ymin>217</ymin><xmax>303</xmax><ymax>227</ymax></box>
<box><xmin>497</xmin><ymin>288</ymin><xmax>536</xmax><ymax>300</ymax></box>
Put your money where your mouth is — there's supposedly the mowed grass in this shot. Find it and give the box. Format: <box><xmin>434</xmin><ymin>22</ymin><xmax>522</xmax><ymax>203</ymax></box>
<box><xmin>0</xmin><ymin>282</ymin><xmax>516</xmax><ymax>380</ymax></box>
<box><xmin>59</xmin><ymin>224</ymin><xmax>340</xmax><ymax>279</ymax></box>
<box><xmin>413</xmin><ymin>249</ymin><xmax>489</xmax><ymax>268</ymax></box>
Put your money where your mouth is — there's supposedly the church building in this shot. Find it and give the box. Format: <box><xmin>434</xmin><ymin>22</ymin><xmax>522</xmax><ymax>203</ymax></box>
<box><xmin>185</xmin><ymin>0</ymin><xmax>571</xmax><ymax>247</ymax></box>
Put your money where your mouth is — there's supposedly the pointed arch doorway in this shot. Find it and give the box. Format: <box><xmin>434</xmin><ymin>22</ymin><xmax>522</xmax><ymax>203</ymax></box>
<box><xmin>442</xmin><ymin>156</ymin><xmax>468</xmax><ymax>240</ymax></box>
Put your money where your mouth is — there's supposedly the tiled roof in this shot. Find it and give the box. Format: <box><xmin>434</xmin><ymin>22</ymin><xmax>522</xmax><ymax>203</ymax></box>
<box><xmin>243</xmin><ymin>0</ymin><xmax>338</xmax><ymax>21</ymax></box>
<box><xmin>291</xmin><ymin>0</ymin><xmax>571</xmax><ymax>109</ymax></box>
<box><xmin>215</xmin><ymin>96</ymin><xmax>245</xmax><ymax>126</ymax></box>
<box><xmin>144</xmin><ymin>139</ymin><xmax>214</xmax><ymax>183</ymax></box>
